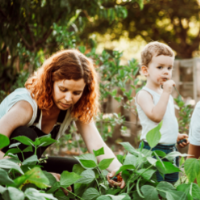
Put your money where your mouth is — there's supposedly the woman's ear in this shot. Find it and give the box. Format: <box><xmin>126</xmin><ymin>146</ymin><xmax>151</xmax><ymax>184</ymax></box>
<box><xmin>141</xmin><ymin>65</ymin><xmax>149</xmax><ymax>76</ymax></box>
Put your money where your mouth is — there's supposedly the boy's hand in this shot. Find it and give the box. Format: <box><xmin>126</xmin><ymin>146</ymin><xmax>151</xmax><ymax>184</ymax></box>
<box><xmin>162</xmin><ymin>80</ymin><xmax>175</xmax><ymax>94</ymax></box>
<box><xmin>177</xmin><ymin>133</ymin><xmax>189</xmax><ymax>148</ymax></box>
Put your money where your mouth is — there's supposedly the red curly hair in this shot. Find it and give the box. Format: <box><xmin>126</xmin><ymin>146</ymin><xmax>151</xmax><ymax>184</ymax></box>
<box><xmin>25</xmin><ymin>49</ymin><xmax>99</xmax><ymax>123</ymax></box>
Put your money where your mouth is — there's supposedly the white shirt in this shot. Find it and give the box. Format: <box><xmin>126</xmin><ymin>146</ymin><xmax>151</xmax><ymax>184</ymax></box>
<box><xmin>136</xmin><ymin>86</ymin><xmax>179</xmax><ymax>144</ymax></box>
<box><xmin>0</xmin><ymin>88</ymin><xmax>73</xmax><ymax>140</ymax></box>
<box><xmin>189</xmin><ymin>101</ymin><xmax>200</xmax><ymax>146</ymax></box>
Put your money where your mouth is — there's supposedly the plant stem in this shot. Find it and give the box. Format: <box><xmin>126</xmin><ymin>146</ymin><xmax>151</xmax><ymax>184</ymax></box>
<box><xmin>95</xmin><ymin>178</ymin><xmax>102</xmax><ymax>195</ymax></box>
<box><xmin>65</xmin><ymin>188</ymin><xmax>84</xmax><ymax>200</ymax></box>
<box><xmin>96</xmin><ymin>167</ymin><xmax>106</xmax><ymax>186</ymax></box>
<box><xmin>17</xmin><ymin>146</ymin><xmax>25</xmax><ymax>161</ymax></box>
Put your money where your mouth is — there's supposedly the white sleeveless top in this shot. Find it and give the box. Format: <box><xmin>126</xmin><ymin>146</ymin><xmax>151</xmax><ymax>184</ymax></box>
<box><xmin>136</xmin><ymin>86</ymin><xmax>179</xmax><ymax>144</ymax></box>
<box><xmin>0</xmin><ymin>88</ymin><xmax>73</xmax><ymax>140</ymax></box>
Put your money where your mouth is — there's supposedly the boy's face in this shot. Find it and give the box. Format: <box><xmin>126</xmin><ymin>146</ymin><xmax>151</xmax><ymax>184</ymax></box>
<box><xmin>143</xmin><ymin>55</ymin><xmax>174</xmax><ymax>86</ymax></box>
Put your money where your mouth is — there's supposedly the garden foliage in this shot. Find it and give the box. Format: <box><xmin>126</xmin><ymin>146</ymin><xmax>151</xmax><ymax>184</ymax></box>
<box><xmin>0</xmin><ymin>123</ymin><xmax>200</xmax><ymax>200</ymax></box>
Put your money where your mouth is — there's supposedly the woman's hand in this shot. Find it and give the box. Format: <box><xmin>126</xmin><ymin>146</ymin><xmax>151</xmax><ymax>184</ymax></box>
<box><xmin>107</xmin><ymin>170</ymin><xmax>125</xmax><ymax>189</ymax></box>
<box><xmin>51</xmin><ymin>172</ymin><xmax>72</xmax><ymax>196</ymax></box>
<box><xmin>177</xmin><ymin>133</ymin><xmax>189</xmax><ymax>148</ymax></box>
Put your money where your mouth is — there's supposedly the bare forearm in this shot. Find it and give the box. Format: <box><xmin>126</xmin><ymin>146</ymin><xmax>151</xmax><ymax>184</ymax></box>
<box><xmin>151</xmin><ymin>92</ymin><xmax>170</xmax><ymax>122</ymax></box>
<box><xmin>0</xmin><ymin>151</ymin><xmax>8</xmax><ymax>159</ymax></box>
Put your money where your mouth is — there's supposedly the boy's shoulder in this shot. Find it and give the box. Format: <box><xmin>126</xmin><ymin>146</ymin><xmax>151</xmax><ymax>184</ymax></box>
<box><xmin>136</xmin><ymin>89</ymin><xmax>153</xmax><ymax>103</ymax></box>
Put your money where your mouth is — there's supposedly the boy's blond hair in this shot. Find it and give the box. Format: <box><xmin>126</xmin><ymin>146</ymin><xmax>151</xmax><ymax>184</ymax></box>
<box><xmin>141</xmin><ymin>41</ymin><xmax>174</xmax><ymax>67</ymax></box>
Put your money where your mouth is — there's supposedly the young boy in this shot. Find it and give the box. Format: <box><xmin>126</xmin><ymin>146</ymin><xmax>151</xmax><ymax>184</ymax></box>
<box><xmin>136</xmin><ymin>41</ymin><xmax>189</xmax><ymax>183</ymax></box>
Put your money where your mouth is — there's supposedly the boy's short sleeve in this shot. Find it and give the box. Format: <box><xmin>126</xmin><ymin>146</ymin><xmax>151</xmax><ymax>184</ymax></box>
<box><xmin>189</xmin><ymin>101</ymin><xmax>200</xmax><ymax>146</ymax></box>
<box><xmin>0</xmin><ymin>88</ymin><xmax>37</xmax><ymax>126</ymax></box>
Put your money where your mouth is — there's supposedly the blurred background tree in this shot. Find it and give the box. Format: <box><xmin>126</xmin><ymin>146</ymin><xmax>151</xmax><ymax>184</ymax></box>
<box><xmin>82</xmin><ymin>0</ymin><xmax>200</xmax><ymax>59</ymax></box>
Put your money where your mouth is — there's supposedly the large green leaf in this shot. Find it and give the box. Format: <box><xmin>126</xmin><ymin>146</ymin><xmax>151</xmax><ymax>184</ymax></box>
<box><xmin>141</xmin><ymin>185</ymin><xmax>159</xmax><ymax>200</ymax></box>
<box><xmin>60</xmin><ymin>171</ymin><xmax>82</xmax><ymax>187</ymax></box>
<box><xmin>76</xmin><ymin>169</ymin><xmax>95</xmax><ymax>184</ymax></box>
<box><xmin>93</xmin><ymin>147</ymin><xmax>104</xmax><ymax>157</ymax></box>
<box><xmin>146</xmin><ymin>122</ymin><xmax>162</xmax><ymax>148</ymax></box>
<box><xmin>156</xmin><ymin>161</ymin><xmax>181</xmax><ymax>174</ymax></box>
<box><xmin>137</xmin><ymin>168</ymin><xmax>156</xmax><ymax>180</ymax></box>
<box><xmin>96</xmin><ymin>195</ymin><xmax>111</xmax><ymax>200</ymax></box>
<box><xmin>74</xmin><ymin>154</ymin><xmax>97</xmax><ymax>169</ymax></box>
<box><xmin>5</xmin><ymin>187</ymin><xmax>24</xmax><ymax>200</ymax></box>
<box><xmin>0</xmin><ymin>185</ymin><xmax>6</xmax><ymax>194</ymax></box>
<box><xmin>184</xmin><ymin>158</ymin><xmax>200</xmax><ymax>183</ymax></box>
<box><xmin>72</xmin><ymin>164</ymin><xmax>85</xmax><ymax>175</ymax></box>
<box><xmin>4</xmin><ymin>148</ymin><xmax>21</xmax><ymax>157</ymax></box>
<box><xmin>43</xmin><ymin>171</ymin><xmax>57</xmax><ymax>186</ymax></box>
<box><xmin>37</xmin><ymin>135</ymin><xmax>56</xmax><ymax>147</ymax></box>
<box><xmin>25</xmin><ymin>188</ymin><xmax>57</xmax><ymax>200</ymax></box>
<box><xmin>123</xmin><ymin>153</ymin><xmax>137</xmax><ymax>167</ymax></box>
<box><xmin>0</xmin><ymin>168</ymin><xmax>14</xmax><ymax>185</ymax></box>
<box><xmin>14</xmin><ymin>167</ymin><xmax>49</xmax><ymax>189</ymax></box>
<box><xmin>82</xmin><ymin>188</ymin><xmax>100</xmax><ymax>200</ymax></box>
<box><xmin>0</xmin><ymin>133</ymin><xmax>10</xmax><ymax>149</ymax></box>
<box><xmin>22</xmin><ymin>155</ymin><xmax>38</xmax><ymax>166</ymax></box>
<box><xmin>120</xmin><ymin>142</ymin><xmax>138</xmax><ymax>155</ymax></box>
<box><xmin>165</xmin><ymin>190</ymin><xmax>187</xmax><ymax>200</ymax></box>
<box><xmin>12</xmin><ymin>136</ymin><xmax>34</xmax><ymax>146</ymax></box>
<box><xmin>106</xmin><ymin>193</ymin><xmax>131</xmax><ymax>200</ymax></box>
<box><xmin>98</xmin><ymin>158</ymin><xmax>114</xmax><ymax>170</ymax></box>
<box><xmin>0</xmin><ymin>159</ymin><xmax>23</xmax><ymax>174</ymax></box>
<box><xmin>164</xmin><ymin>152</ymin><xmax>189</xmax><ymax>162</ymax></box>
<box><xmin>177</xmin><ymin>183</ymin><xmax>200</xmax><ymax>199</ymax></box>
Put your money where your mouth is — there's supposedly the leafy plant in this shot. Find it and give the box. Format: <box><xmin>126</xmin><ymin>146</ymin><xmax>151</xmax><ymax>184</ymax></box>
<box><xmin>1</xmin><ymin>122</ymin><xmax>200</xmax><ymax>199</ymax></box>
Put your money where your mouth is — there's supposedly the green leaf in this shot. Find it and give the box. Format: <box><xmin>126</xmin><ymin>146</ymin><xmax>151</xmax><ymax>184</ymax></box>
<box><xmin>137</xmin><ymin>168</ymin><xmax>156</xmax><ymax>180</ymax></box>
<box><xmin>106</xmin><ymin>193</ymin><xmax>131</xmax><ymax>200</ymax></box>
<box><xmin>76</xmin><ymin>169</ymin><xmax>95</xmax><ymax>184</ymax></box>
<box><xmin>0</xmin><ymin>159</ymin><xmax>24</xmax><ymax>174</ymax></box>
<box><xmin>74</xmin><ymin>154</ymin><xmax>97</xmax><ymax>169</ymax></box>
<box><xmin>164</xmin><ymin>152</ymin><xmax>188</xmax><ymax>162</ymax></box>
<box><xmin>165</xmin><ymin>190</ymin><xmax>187</xmax><ymax>200</ymax></box>
<box><xmin>146</xmin><ymin>121</ymin><xmax>162</xmax><ymax>148</ymax></box>
<box><xmin>98</xmin><ymin>158</ymin><xmax>114</xmax><ymax>170</ymax></box>
<box><xmin>43</xmin><ymin>171</ymin><xmax>57</xmax><ymax>186</ymax></box>
<box><xmin>25</xmin><ymin>188</ymin><xmax>57</xmax><ymax>200</ymax></box>
<box><xmin>156</xmin><ymin>161</ymin><xmax>181</xmax><ymax>174</ymax></box>
<box><xmin>79</xmin><ymin>160</ymin><xmax>97</xmax><ymax>169</ymax></box>
<box><xmin>177</xmin><ymin>183</ymin><xmax>200</xmax><ymax>199</ymax></box>
<box><xmin>37</xmin><ymin>135</ymin><xmax>56</xmax><ymax>147</ymax></box>
<box><xmin>4</xmin><ymin>148</ymin><xmax>21</xmax><ymax>157</ymax></box>
<box><xmin>153</xmin><ymin>150</ymin><xmax>166</xmax><ymax>158</ymax></box>
<box><xmin>156</xmin><ymin>181</ymin><xmax>175</xmax><ymax>191</ymax></box>
<box><xmin>120</xmin><ymin>142</ymin><xmax>138</xmax><ymax>155</ymax></box>
<box><xmin>14</xmin><ymin>167</ymin><xmax>49</xmax><ymax>189</ymax></box>
<box><xmin>184</xmin><ymin>158</ymin><xmax>200</xmax><ymax>183</ymax></box>
<box><xmin>72</xmin><ymin>164</ymin><xmax>85</xmax><ymax>175</ymax></box>
<box><xmin>123</xmin><ymin>153</ymin><xmax>137</xmax><ymax>167</ymax></box>
<box><xmin>141</xmin><ymin>185</ymin><xmax>159</xmax><ymax>200</ymax></box>
<box><xmin>0</xmin><ymin>185</ymin><xmax>6</xmax><ymax>194</ymax></box>
<box><xmin>93</xmin><ymin>147</ymin><xmax>104</xmax><ymax>157</ymax></box>
<box><xmin>6</xmin><ymin>187</ymin><xmax>24</xmax><ymax>200</ymax></box>
<box><xmin>82</xmin><ymin>188</ymin><xmax>100</xmax><ymax>200</ymax></box>
<box><xmin>0</xmin><ymin>133</ymin><xmax>10</xmax><ymax>149</ymax></box>
<box><xmin>22</xmin><ymin>155</ymin><xmax>38</xmax><ymax>166</ymax></box>
<box><xmin>146</xmin><ymin>157</ymin><xmax>157</xmax><ymax>166</ymax></box>
<box><xmin>60</xmin><ymin>171</ymin><xmax>82</xmax><ymax>187</ymax></box>
<box><xmin>96</xmin><ymin>195</ymin><xmax>111</xmax><ymax>200</ymax></box>
<box><xmin>47</xmin><ymin>181</ymin><xmax>60</xmax><ymax>194</ymax></box>
<box><xmin>0</xmin><ymin>168</ymin><xmax>14</xmax><ymax>185</ymax></box>
<box><xmin>23</xmin><ymin>146</ymin><xmax>33</xmax><ymax>153</ymax></box>
<box><xmin>12</xmin><ymin>136</ymin><xmax>34</xmax><ymax>146</ymax></box>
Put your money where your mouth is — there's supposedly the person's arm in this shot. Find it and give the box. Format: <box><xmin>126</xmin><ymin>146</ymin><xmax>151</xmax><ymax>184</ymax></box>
<box><xmin>0</xmin><ymin>101</ymin><xmax>33</xmax><ymax>159</ymax></box>
<box><xmin>75</xmin><ymin>119</ymin><xmax>125</xmax><ymax>188</ymax></box>
<box><xmin>187</xmin><ymin>144</ymin><xmax>200</xmax><ymax>159</ymax></box>
<box><xmin>137</xmin><ymin>80</ymin><xmax>175</xmax><ymax>123</ymax></box>
<box><xmin>76</xmin><ymin>119</ymin><xmax>121</xmax><ymax>171</ymax></box>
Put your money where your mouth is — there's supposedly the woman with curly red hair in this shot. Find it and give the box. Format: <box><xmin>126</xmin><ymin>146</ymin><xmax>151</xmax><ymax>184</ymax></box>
<box><xmin>0</xmin><ymin>49</ymin><xmax>124</xmax><ymax>189</ymax></box>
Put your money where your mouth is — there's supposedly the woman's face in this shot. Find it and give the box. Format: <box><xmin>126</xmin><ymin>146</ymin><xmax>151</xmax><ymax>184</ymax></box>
<box><xmin>52</xmin><ymin>78</ymin><xmax>86</xmax><ymax>110</ymax></box>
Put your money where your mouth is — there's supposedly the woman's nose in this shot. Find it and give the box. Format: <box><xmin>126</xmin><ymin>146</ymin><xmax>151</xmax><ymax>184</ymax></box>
<box><xmin>65</xmin><ymin>92</ymin><xmax>72</xmax><ymax>102</ymax></box>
